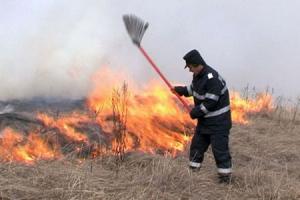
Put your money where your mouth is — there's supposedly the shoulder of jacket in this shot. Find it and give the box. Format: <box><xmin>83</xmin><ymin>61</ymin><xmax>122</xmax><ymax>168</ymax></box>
<box><xmin>205</xmin><ymin>66</ymin><xmax>218</xmax><ymax>79</ymax></box>
<box><xmin>205</xmin><ymin>71</ymin><xmax>218</xmax><ymax>80</ymax></box>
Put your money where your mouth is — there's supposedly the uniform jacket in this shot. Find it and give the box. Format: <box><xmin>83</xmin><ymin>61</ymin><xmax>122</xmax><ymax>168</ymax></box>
<box><xmin>183</xmin><ymin>65</ymin><xmax>232</xmax><ymax>134</ymax></box>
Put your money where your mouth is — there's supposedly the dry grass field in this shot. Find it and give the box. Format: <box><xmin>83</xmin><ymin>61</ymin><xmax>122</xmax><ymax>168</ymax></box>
<box><xmin>0</xmin><ymin>112</ymin><xmax>299</xmax><ymax>200</ymax></box>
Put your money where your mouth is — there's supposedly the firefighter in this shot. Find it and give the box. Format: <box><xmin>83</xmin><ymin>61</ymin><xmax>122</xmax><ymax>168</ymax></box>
<box><xmin>173</xmin><ymin>49</ymin><xmax>232</xmax><ymax>184</ymax></box>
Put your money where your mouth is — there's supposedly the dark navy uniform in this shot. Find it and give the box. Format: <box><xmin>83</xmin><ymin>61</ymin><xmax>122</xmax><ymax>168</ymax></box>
<box><xmin>174</xmin><ymin>49</ymin><xmax>232</xmax><ymax>178</ymax></box>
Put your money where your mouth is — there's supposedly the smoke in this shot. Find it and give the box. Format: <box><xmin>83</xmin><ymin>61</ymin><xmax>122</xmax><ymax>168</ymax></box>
<box><xmin>1</xmin><ymin>0</ymin><xmax>300</xmax><ymax>100</ymax></box>
<box><xmin>0</xmin><ymin>105</ymin><xmax>14</xmax><ymax>114</ymax></box>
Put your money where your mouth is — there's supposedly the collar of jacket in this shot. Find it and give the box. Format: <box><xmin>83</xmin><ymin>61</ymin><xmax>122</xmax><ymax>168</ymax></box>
<box><xmin>193</xmin><ymin>65</ymin><xmax>208</xmax><ymax>79</ymax></box>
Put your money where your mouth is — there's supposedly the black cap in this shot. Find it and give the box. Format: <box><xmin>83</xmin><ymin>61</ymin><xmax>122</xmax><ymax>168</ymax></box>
<box><xmin>183</xmin><ymin>49</ymin><xmax>206</xmax><ymax>68</ymax></box>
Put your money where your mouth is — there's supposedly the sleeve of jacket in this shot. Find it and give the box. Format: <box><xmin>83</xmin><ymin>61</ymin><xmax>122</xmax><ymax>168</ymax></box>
<box><xmin>175</xmin><ymin>85</ymin><xmax>193</xmax><ymax>97</ymax></box>
<box><xmin>190</xmin><ymin>77</ymin><xmax>223</xmax><ymax>118</ymax></box>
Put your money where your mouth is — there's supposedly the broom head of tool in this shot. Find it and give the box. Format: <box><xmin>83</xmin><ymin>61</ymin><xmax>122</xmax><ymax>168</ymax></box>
<box><xmin>123</xmin><ymin>14</ymin><xmax>149</xmax><ymax>46</ymax></box>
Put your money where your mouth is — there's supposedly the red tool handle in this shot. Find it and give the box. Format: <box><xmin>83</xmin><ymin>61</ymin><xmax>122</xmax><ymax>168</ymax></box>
<box><xmin>138</xmin><ymin>46</ymin><xmax>191</xmax><ymax>112</ymax></box>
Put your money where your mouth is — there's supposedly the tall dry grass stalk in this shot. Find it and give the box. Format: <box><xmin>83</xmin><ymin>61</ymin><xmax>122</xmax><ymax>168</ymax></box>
<box><xmin>111</xmin><ymin>82</ymin><xmax>129</xmax><ymax>162</ymax></box>
<box><xmin>291</xmin><ymin>97</ymin><xmax>300</xmax><ymax>122</ymax></box>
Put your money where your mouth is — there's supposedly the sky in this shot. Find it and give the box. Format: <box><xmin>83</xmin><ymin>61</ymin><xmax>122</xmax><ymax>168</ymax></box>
<box><xmin>1</xmin><ymin>0</ymin><xmax>300</xmax><ymax>100</ymax></box>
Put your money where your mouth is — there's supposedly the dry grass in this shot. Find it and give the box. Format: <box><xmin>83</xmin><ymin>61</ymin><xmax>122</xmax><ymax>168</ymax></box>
<box><xmin>0</xmin><ymin>113</ymin><xmax>299</xmax><ymax>200</ymax></box>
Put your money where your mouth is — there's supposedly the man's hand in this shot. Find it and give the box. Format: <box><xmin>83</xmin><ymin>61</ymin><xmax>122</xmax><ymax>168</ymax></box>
<box><xmin>189</xmin><ymin>106</ymin><xmax>202</xmax><ymax>119</ymax></box>
<box><xmin>172</xmin><ymin>86</ymin><xmax>186</xmax><ymax>96</ymax></box>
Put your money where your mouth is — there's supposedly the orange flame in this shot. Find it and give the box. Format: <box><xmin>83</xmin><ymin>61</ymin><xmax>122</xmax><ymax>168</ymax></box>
<box><xmin>37</xmin><ymin>113</ymin><xmax>89</xmax><ymax>143</ymax></box>
<box><xmin>0</xmin><ymin>128</ymin><xmax>60</xmax><ymax>164</ymax></box>
<box><xmin>230</xmin><ymin>91</ymin><xmax>273</xmax><ymax>124</ymax></box>
<box><xmin>87</xmin><ymin>73</ymin><xmax>193</xmax><ymax>155</ymax></box>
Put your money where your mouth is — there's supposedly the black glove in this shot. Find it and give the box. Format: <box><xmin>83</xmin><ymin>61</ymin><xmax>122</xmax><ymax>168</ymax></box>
<box><xmin>189</xmin><ymin>106</ymin><xmax>203</xmax><ymax>119</ymax></box>
<box><xmin>173</xmin><ymin>86</ymin><xmax>186</xmax><ymax>96</ymax></box>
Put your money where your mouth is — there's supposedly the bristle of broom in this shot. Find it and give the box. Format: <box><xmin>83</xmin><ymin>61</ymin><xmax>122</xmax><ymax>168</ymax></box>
<box><xmin>123</xmin><ymin>14</ymin><xmax>149</xmax><ymax>46</ymax></box>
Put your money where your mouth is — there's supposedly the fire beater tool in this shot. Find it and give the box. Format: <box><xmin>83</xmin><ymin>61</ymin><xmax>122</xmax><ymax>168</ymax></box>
<box><xmin>122</xmin><ymin>14</ymin><xmax>191</xmax><ymax>112</ymax></box>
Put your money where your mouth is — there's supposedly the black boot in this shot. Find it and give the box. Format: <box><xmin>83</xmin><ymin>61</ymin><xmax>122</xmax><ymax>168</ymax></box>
<box><xmin>189</xmin><ymin>165</ymin><xmax>200</xmax><ymax>172</ymax></box>
<box><xmin>218</xmin><ymin>173</ymin><xmax>232</xmax><ymax>184</ymax></box>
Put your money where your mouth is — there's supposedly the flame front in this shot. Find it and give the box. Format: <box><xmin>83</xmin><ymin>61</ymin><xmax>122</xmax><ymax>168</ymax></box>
<box><xmin>87</xmin><ymin>75</ymin><xmax>193</xmax><ymax>155</ymax></box>
<box><xmin>0</xmin><ymin>128</ymin><xmax>60</xmax><ymax>164</ymax></box>
<box><xmin>37</xmin><ymin>113</ymin><xmax>89</xmax><ymax>143</ymax></box>
<box><xmin>0</xmin><ymin>68</ymin><xmax>274</xmax><ymax>164</ymax></box>
<box><xmin>230</xmin><ymin>91</ymin><xmax>273</xmax><ymax>124</ymax></box>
